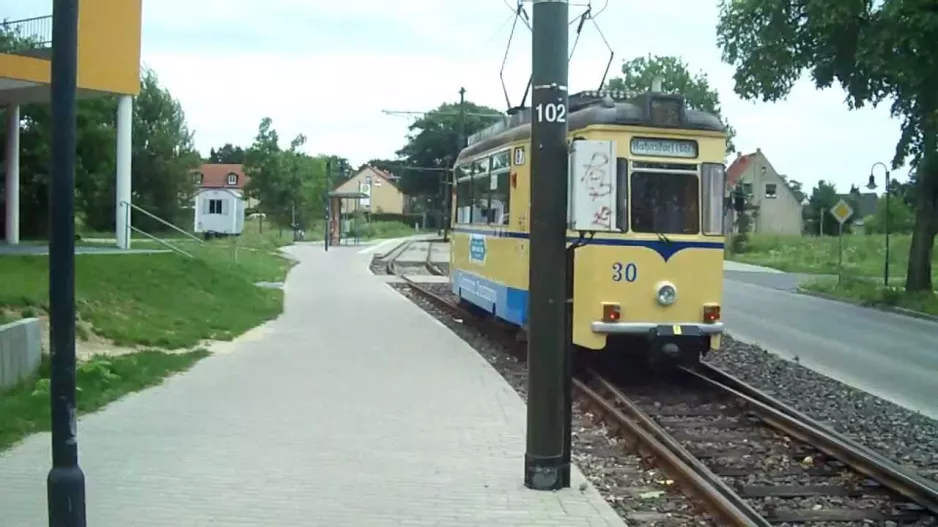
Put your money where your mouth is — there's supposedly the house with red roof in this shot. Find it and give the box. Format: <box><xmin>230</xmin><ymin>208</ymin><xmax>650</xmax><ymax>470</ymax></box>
<box><xmin>190</xmin><ymin>163</ymin><xmax>255</xmax><ymax>235</ymax></box>
<box><xmin>725</xmin><ymin>148</ymin><xmax>803</xmax><ymax>235</ymax></box>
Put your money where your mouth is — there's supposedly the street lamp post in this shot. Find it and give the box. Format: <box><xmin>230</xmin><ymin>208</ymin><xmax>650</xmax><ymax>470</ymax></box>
<box><xmin>867</xmin><ymin>162</ymin><xmax>891</xmax><ymax>287</ymax></box>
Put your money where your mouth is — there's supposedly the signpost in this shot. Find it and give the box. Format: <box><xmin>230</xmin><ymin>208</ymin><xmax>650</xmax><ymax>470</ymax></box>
<box><xmin>830</xmin><ymin>199</ymin><xmax>854</xmax><ymax>285</ymax></box>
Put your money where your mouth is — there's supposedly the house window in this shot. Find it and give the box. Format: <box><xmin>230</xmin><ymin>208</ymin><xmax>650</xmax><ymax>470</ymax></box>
<box><xmin>209</xmin><ymin>199</ymin><xmax>223</xmax><ymax>214</ymax></box>
<box><xmin>194</xmin><ymin>173</ymin><xmax>203</xmax><ymax>185</ymax></box>
<box><xmin>226</xmin><ymin>173</ymin><xmax>238</xmax><ymax>185</ymax></box>
<box><xmin>765</xmin><ymin>183</ymin><xmax>777</xmax><ymax>198</ymax></box>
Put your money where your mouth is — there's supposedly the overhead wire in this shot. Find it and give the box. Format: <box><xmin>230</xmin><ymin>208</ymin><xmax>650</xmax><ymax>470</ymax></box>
<box><xmin>497</xmin><ymin>0</ymin><xmax>617</xmax><ymax>111</ymax></box>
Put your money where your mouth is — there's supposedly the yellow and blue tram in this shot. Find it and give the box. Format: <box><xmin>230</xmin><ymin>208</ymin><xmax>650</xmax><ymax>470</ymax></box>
<box><xmin>449</xmin><ymin>89</ymin><xmax>728</xmax><ymax>363</ymax></box>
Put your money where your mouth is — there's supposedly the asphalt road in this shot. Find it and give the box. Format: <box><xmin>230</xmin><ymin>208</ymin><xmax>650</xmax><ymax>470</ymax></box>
<box><xmin>723</xmin><ymin>266</ymin><xmax>938</xmax><ymax>419</ymax></box>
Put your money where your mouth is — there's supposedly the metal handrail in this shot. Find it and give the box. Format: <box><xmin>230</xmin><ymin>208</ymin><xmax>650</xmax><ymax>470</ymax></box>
<box><xmin>121</xmin><ymin>201</ymin><xmax>203</xmax><ymax>243</ymax></box>
<box><xmin>1</xmin><ymin>15</ymin><xmax>53</xmax><ymax>49</ymax></box>
<box><xmin>129</xmin><ymin>225</ymin><xmax>193</xmax><ymax>258</ymax></box>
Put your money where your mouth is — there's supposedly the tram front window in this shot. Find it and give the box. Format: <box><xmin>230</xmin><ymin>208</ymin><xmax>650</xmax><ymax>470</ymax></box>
<box><xmin>630</xmin><ymin>172</ymin><xmax>700</xmax><ymax>234</ymax></box>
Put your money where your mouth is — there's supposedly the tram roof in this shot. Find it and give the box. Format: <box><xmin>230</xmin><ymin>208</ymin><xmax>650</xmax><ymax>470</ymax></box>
<box><xmin>456</xmin><ymin>90</ymin><xmax>725</xmax><ymax>164</ymax></box>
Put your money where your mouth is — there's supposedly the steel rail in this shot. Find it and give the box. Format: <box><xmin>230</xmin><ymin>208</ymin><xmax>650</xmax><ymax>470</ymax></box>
<box><xmin>392</xmin><ymin>270</ymin><xmax>938</xmax><ymax>524</ymax></box>
<box><xmin>392</xmin><ymin>276</ymin><xmax>765</xmax><ymax>526</ymax></box>
<box><xmin>688</xmin><ymin>363</ymin><xmax>938</xmax><ymax>515</ymax></box>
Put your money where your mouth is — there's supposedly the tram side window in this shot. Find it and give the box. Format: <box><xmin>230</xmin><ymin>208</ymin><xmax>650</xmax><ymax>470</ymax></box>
<box><xmin>455</xmin><ymin>166</ymin><xmax>473</xmax><ymax>224</ymax></box>
<box><xmin>630</xmin><ymin>172</ymin><xmax>700</xmax><ymax>234</ymax></box>
<box><xmin>471</xmin><ymin>168</ymin><xmax>491</xmax><ymax>225</ymax></box>
<box><xmin>490</xmin><ymin>151</ymin><xmax>511</xmax><ymax>225</ymax></box>
<box><xmin>616</xmin><ymin>158</ymin><xmax>628</xmax><ymax>231</ymax></box>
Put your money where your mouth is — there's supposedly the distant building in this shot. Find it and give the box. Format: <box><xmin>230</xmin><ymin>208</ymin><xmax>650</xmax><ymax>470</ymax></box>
<box><xmin>191</xmin><ymin>163</ymin><xmax>251</xmax><ymax>236</ymax></box>
<box><xmin>725</xmin><ymin>148</ymin><xmax>803</xmax><ymax>235</ymax></box>
<box><xmin>332</xmin><ymin>166</ymin><xmax>406</xmax><ymax>214</ymax></box>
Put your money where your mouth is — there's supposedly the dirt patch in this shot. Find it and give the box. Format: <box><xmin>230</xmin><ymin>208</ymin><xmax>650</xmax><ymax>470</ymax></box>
<box><xmin>3</xmin><ymin>306</ymin><xmax>276</xmax><ymax>361</ymax></box>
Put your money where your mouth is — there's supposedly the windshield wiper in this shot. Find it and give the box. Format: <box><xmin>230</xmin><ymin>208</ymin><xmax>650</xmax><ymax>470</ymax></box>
<box><xmin>656</xmin><ymin>233</ymin><xmax>672</xmax><ymax>244</ymax></box>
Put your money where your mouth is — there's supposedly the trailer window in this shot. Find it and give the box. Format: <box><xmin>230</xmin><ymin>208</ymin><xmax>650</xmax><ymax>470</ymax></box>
<box><xmin>630</xmin><ymin>172</ymin><xmax>700</xmax><ymax>234</ymax></box>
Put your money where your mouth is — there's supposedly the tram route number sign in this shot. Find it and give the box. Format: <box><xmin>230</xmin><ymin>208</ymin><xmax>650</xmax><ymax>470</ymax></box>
<box><xmin>830</xmin><ymin>199</ymin><xmax>854</xmax><ymax>225</ymax></box>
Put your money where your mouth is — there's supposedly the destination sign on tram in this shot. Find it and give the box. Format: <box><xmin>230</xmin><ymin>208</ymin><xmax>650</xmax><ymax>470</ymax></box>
<box><xmin>630</xmin><ymin>137</ymin><xmax>698</xmax><ymax>159</ymax></box>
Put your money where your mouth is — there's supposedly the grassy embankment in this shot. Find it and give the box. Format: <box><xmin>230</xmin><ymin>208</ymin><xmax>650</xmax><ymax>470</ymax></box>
<box><xmin>730</xmin><ymin>233</ymin><xmax>938</xmax><ymax>316</ymax></box>
<box><xmin>0</xmin><ymin>228</ymin><xmax>295</xmax><ymax>451</ymax></box>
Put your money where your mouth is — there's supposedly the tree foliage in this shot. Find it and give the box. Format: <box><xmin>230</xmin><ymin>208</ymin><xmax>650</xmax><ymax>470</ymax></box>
<box><xmin>801</xmin><ymin>180</ymin><xmax>860</xmax><ymax>236</ymax></box>
<box><xmin>606</xmin><ymin>55</ymin><xmax>737</xmax><ymax>154</ymax></box>
<box><xmin>716</xmin><ymin>0</ymin><xmax>938</xmax><ymax>292</ymax></box>
<box><xmin>357</xmin><ymin>158</ymin><xmax>400</xmax><ymax>177</ymax></box>
<box><xmin>127</xmin><ymin>69</ymin><xmax>201</xmax><ymax>230</ymax></box>
<box><xmin>0</xmin><ymin>27</ymin><xmax>198</xmax><ymax>237</ymax></box>
<box><xmin>242</xmin><ymin>118</ymin><xmax>329</xmax><ymax>229</ymax></box>
<box><xmin>207</xmin><ymin>143</ymin><xmax>246</xmax><ymax>164</ymax></box>
<box><xmin>324</xmin><ymin>155</ymin><xmax>353</xmax><ymax>183</ymax></box>
<box><xmin>395</xmin><ymin>101</ymin><xmax>503</xmax><ymax>197</ymax></box>
<box><xmin>864</xmin><ymin>194</ymin><xmax>915</xmax><ymax>235</ymax></box>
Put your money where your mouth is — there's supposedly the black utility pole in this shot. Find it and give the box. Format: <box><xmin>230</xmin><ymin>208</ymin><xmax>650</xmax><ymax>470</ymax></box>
<box><xmin>47</xmin><ymin>0</ymin><xmax>86</xmax><ymax>525</ymax></box>
<box><xmin>525</xmin><ymin>0</ymin><xmax>570</xmax><ymax>491</ymax></box>
<box><xmin>324</xmin><ymin>161</ymin><xmax>331</xmax><ymax>251</ymax></box>
<box><xmin>446</xmin><ymin>87</ymin><xmax>466</xmax><ymax>242</ymax></box>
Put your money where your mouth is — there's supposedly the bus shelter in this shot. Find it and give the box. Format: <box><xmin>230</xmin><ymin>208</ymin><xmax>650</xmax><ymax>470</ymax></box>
<box><xmin>327</xmin><ymin>190</ymin><xmax>368</xmax><ymax>246</ymax></box>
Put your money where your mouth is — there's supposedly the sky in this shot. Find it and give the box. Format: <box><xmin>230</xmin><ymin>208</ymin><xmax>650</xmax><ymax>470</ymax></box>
<box><xmin>6</xmin><ymin>0</ymin><xmax>911</xmax><ymax>194</ymax></box>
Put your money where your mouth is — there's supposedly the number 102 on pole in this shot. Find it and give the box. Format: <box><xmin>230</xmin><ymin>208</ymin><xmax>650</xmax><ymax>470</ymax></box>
<box><xmin>535</xmin><ymin>102</ymin><xmax>566</xmax><ymax>123</ymax></box>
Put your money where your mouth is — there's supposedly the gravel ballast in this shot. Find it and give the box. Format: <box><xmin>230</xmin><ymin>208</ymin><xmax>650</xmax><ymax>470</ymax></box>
<box><xmin>392</xmin><ymin>280</ymin><xmax>714</xmax><ymax>526</ymax></box>
<box><xmin>706</xmin><ymin>336</ymin><xmax>938</xmax><ymax>483</ymax></box>
<box><xmin>385</xmin><ymin>263</ymin><xmax>938</xmax><ymax>521</ymax></box>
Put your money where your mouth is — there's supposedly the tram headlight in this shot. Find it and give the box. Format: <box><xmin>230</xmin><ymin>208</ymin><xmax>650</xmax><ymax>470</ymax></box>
<box><xmin>656</xmin><ymin>282</ymin><xmax>677</xmax><ymax>306</ymax></box>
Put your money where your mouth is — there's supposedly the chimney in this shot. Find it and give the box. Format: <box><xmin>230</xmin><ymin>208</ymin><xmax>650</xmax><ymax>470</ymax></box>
<box><xmin>736</xmin><ymin>152</ymin><xmax>741</xmax><ymax>159</ymax></box>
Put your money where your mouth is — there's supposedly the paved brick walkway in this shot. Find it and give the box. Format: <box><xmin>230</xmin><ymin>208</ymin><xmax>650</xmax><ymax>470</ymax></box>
<box><xmin>0</xmin><ymin>241</ymin><xmax>624</xmax><ymax>526</ymax></box>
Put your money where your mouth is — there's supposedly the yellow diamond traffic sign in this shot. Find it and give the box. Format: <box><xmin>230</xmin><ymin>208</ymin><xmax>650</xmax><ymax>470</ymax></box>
<box><xmin>830</xmin><ymin>199</ymin><xmax>854</xmax><ymax>225</ymax></box>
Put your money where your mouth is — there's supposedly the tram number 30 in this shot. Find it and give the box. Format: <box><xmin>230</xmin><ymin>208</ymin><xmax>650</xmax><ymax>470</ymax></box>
<box><xmin>534</xmin><ymin>102</ymin><xmax>566</xmax><ymax>123</ymax></box>
<box><xmin>611</xmin><ymin>262</ymin><xmax>637</xmax><ymax>282</ymax></box>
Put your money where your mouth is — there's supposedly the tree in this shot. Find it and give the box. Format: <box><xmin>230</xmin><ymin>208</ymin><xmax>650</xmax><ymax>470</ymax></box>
<box><xmin>324</xmin><ymin>155</ymin><xmax>353</xmax><ymax>184</ymax></box>
<box><xmin>243</xmin><ymin>118</ymin><xmax>285</xmax><ymax>222</ymax></box>
<box><xmin>801</xmin><ymin>180</ymin><xmax>861</xmax><ymax>236</ymax></box>
<box><xmin>357</xmin><ymin>158</ymin><xmax>400</xmax><ymax>178</ymax></box>
<box><xmin>396</xmin><ymin>100</ymin><xmax>503</xmax><ymax>197</ymax></box>
<box><xmin>123</xmin><ymin>68</ymin><xmax>200</xmax><ymax>231</ymax></box>
<box><xmin>2</xmin><ymin>22</ymin><xmax>199</xmax><ymax>237</ymax></box>
<box><xmin>605</xmin><ymin>55</ymin><xmax>737</xmax><ymax>154</ymax></box>
<box><xmin>864</xmin><ymin>195</ymin><xmax>915</xmax><ymax>235</ymax></box>
<box><xmin>716</xmin><ymin>0</ymin><xmax>938</xmax><ymax>292</ymax></box>
<box><xmin>243</xmin><ymin>118</ymin><xmax>329</xmax><ymax>229</ymax></box>
<box><xmin>207</xmin><ymin>143</ymin><xmax>246</xmax><ymax>164</ymax></box>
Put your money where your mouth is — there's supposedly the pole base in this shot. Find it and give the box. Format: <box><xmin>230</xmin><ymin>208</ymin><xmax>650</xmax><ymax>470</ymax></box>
<box><xmin>48</xmin><ymin>465</ymin><xmax>86</xmax><ymax>526</ymax></box>
<box><xmin>524</xmin><ymin>453</ymin><xmax>569</xmax><ymax>490</ymax></box>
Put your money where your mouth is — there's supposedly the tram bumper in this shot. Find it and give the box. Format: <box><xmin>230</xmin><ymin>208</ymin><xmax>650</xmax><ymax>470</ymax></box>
<box><xmin>591</xmin><ymin>321</ymin><xmax>724</xmax><ymax>356</ymax></box>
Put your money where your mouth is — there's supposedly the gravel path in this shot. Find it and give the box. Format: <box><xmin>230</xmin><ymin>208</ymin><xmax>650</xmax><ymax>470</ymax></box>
<box><xmin>706</xmin><ymin>336</ymin><xmax>938</xmax><ymax>484</ymax></box>
<box><xmin>392</xmin><ymin>282</ymin><xmax>715</xmax><ymax>526</ymax></box>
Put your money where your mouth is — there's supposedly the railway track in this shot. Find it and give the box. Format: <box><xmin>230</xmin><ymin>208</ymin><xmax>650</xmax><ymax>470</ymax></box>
<box><xmin>376</xmin><ymin>238</ymin><xmax>444</xmax><ymax>276</ymax></box>
<box><xmin>388</xmin><ymin>263</ymin><xmax>938</xmax><ymax>526</ymax></box>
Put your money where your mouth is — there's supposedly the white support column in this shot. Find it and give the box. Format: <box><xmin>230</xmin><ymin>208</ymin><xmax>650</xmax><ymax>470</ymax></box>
<box><xmin>4</xmin><ymin>105</ymin><xmax>20</xmax><ymax>245</ymax></box>
<box><xmin>115</xmin><ymin>95</ymin><xmax>133</xmax><ymax>249</ymax></box>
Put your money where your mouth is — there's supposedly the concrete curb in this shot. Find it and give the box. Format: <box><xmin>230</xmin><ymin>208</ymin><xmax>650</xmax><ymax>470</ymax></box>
<box><xmin>0</xmin><ymin>318</ymin><xmax>42</xmax><ymax>390</ymax></box>
<box><xmin>796</xmin><ymin>288</ymin><xmax>938</xmax><ymax>323</ymax></box>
